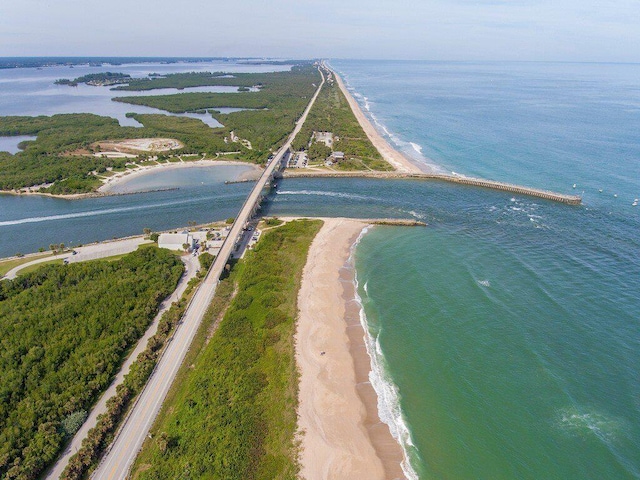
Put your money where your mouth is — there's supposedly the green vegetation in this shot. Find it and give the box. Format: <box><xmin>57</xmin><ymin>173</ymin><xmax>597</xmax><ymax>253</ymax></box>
<box><xmin>0</xmin><ymin>65</ymin><xmax>320</xmax><ymax>192</ymax></box>
<box><xmin>0</xmin><ymin>247</ymin><xmax>184</xmax><ymax>480</ymax></box>
<box><xmin>292</xmin><ymin>72</ymin><xmax>392</xmax><ymax>170</ymax></box>
<box><xmin>63</xmin><ymin>296</ymin><xmax>193</xmax><ymax>480</ymax></box>
<box><xmin>0</xmin><ymin>114</ymin><xmax>138</xmax><ymax>192</ymax></box>
<box><xmin>0</xmin><ymin>253</ymin><xmax>53</xmax><ymax>278</ymax></box>
<box><xmin>112</xmin><ymin>71</ymin><xmax>280</xmax><ymax>91</ymax></box>
<box><xmin>114</xmin><ymin>65</ymin><xmax>320</xmax><ymax>160</ymax></box>
<box><xmin>14</xmin><ymin>258</ymin><xmax>64</xmax><ymax>276</ymax></box>
<box><xmin>263</xmin><ymin>217</ymin><xmax>284</xmax><ymax>227</ymax></box>
<box><xmin>55</xmin><ymin>72</ymin><xmax>131</xmax><ymax>87</ymax></box>
<box><xmin>130</xmin><ymin>219</ymin><xmax>322</xmax><ymax>480</ymax></box>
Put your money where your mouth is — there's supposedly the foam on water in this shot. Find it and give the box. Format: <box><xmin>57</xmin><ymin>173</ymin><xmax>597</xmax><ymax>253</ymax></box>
<box><xmin>349</xmin><ymin>227</ymin><xmax>421</xmax><ymax>480</ymax></box>
<box><xmin>410</xmin><ymin>142</ymin><xmax>423</xmax><ymax>155</ymax></box>
<box><xmin>557</xmin><ymin>407</ymin><xmax>622</xmax><ymax>445</ymax></box>
<box><xmin>276</xmin><ymin>190</ymin><xmax>369</xmax><ymax>201</ymax></box>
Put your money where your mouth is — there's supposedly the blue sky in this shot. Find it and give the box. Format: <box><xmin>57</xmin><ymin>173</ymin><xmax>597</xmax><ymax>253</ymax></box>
<box><xmin>0</xmin><ymin>0</ymin><xmax>638</xmax><ymax>61</ymax></box>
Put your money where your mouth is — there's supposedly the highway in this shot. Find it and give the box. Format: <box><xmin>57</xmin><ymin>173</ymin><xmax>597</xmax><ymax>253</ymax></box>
<box><xmin>91</xmin><ymin>67</ymin><xmax>324</xmax><ymax>480</ymax></box>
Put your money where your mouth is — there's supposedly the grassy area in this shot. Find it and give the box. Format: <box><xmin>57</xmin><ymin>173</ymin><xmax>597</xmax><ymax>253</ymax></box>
<box><xmin>0</xmin><ymin>64</ymin><xmax>319</xmax><ymax>193</ymax></box>
<box><xmin>15</xmin><ymin>258</ymin><xmax>64</xmax><ymax>276</ymax></box>
<box><xmin>0</xmin><ymin>247</ymin><xmax>184</xmax><ymax>480</ymax></box>
<box><xmin>130</xmin><ymin>219</ymin><xmax>322</xmax><ymax>480</ymax></box>
<box><xmin>0</xmin><ymin>253</ymin><xmax>53</xmax><ymax>277</ymax></box>
<box><xmin>291</xmin><ymin>69</ymin><xmax>393</xmax><ymax>171</ymax></box>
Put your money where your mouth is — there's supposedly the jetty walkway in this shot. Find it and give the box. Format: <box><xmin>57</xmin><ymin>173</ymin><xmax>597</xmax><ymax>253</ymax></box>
<box><xmin>282</xmin><ymin>171</ymin><xmax>582</xmax><ymax>205</ymax></box>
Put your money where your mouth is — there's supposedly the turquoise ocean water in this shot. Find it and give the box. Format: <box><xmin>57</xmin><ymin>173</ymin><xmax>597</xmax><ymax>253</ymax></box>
<box><xmin>317</xmin><ymin>61</ymin><xmax>640</xmax><ymax>479</ymax></box>
<box><xmin>1</xmin><ymin>60</ymin><xmax>639</xmax><ymax>478</ymax></box>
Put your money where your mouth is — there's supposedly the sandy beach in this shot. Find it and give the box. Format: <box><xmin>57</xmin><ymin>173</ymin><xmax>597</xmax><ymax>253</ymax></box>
<box><xmin>97</xmin><ymin>159</ymin><xmax>261</xmax><ymax>194</ymax></box>
<box><xmin>296</xmin><ymin>218</ymin><xmax>406</xmax><ymax>480</ymax></box>
<box><xmin>332</xmin><ymin>69</ymin><xmax>424</xmax><ymax>175</ymax></box>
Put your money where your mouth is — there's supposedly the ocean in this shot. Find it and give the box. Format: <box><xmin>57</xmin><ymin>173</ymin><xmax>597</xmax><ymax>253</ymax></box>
<box><xmin>1</xmin><ymin>59</ymin><xmax>639</xmax><ymax>478</ymax></box>
<box><xmin>322</xmin><ymin>60</ymin><xmax>640</xmax><ymax>479</ymax></box>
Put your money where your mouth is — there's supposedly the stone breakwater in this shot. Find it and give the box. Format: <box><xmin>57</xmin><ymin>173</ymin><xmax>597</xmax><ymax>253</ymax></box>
<box><xmin>283</xmin><ymin>171</ymin><xmax>582</xmax><ymax>205</ymax></box>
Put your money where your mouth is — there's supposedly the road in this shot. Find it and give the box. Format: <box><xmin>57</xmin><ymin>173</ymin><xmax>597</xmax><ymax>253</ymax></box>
<box><xmin>44</xmin><ymin>254</ymin><xmax>199</xmax><ymax>480</ymax></box>
<box><xmin>3</xmin><ymin>237</ymin><xmax>150</xmax><ymax>280</ymax></box>
<box><xmin>92</xmin><ymin>67</ymin><xmax>325</xmax><ymax>480</ymax></box>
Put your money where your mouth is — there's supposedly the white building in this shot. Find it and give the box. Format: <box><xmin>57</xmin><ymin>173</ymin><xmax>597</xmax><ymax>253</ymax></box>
<box><xmin>332</xmin><ymin>151</ymin><xmax>345</xmax><ymax>162</ymax></box>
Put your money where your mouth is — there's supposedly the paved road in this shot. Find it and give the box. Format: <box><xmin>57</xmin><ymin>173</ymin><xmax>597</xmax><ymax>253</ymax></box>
<box><xmin>3</xmin><ymin>237</ymin><xmax>149</xmax><ymax>280</ymax></box>
<box><xmin>92</xmin><ymin>67</ymin><xmax>325</xmax><ymax>480</ymax></box>
<box><xmin>44</xmin><ymin>254</ymin><xmax>199</xmax><ymax>480</ymax></box>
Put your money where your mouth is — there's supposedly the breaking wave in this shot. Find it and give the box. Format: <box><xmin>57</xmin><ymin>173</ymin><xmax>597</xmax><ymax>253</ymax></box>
<box><xmin>349</xmin><ymin>228</ymin><xmax>421</xmax><ymax>480</ymax></box>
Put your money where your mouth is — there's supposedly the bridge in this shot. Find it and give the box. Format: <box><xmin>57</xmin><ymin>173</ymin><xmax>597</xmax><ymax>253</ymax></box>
<box><xmin>91</xmin><ymin>68</ymin><xmax>325</xmax><ymax>480</ymax></box>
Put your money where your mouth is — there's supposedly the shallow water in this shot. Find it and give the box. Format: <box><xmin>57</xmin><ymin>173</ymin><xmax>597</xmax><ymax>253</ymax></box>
<box><xmin>0</xmin><ymin>135</ymin><xmax>37</xmax><ymax>154</ymax></box>
<box><xmin>0</xmin><ymin>60</ymin><xmax>287</xmax><ymax>127</ymax></box>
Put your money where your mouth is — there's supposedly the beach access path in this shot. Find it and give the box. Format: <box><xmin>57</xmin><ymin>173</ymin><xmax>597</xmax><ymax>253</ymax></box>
<box><xmin>296</xmin><ymin>218</ymin><xmax>406</xmax><ymax>480</ymax></box>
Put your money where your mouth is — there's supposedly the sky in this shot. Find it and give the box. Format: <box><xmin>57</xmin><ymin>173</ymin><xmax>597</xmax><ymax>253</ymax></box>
<box><xmin>0</xmin><ymin>0</ymin><xmax>638</xmax><ymax>62</ymax></box>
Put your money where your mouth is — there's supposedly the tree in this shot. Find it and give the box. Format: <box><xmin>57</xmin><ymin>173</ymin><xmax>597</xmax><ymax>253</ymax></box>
<box><xmin>143</xmin><ymin>228</ymin><xmax>152</xmax><ymax>237</ymax></box>
<box><xmin>182</xmin><ymin>243</ymin><xmax>190</xmax><ymax>252</ymax></box>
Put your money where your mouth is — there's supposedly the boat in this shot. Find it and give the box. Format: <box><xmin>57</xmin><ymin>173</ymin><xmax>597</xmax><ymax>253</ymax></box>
<box><xmin>633</xmin><ymin>198</ymin><xmax>638</xmax><ymax>206</ymax></box>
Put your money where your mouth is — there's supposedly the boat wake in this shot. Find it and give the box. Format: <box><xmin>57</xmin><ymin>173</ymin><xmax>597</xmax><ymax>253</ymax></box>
<box><xmin>277</xmin><ymin>190</ymin><xmax>370</xmax><ymax>201</ymax></box>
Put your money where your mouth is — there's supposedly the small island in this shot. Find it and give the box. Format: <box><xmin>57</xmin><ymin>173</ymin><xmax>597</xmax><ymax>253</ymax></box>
<box><xmin>54</xmin><ymin>72</ymin><xmax>131</xmax><ymax>87</ymax></box>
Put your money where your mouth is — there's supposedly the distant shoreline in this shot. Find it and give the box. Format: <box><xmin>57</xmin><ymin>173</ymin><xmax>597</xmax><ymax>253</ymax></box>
<box><xmin>331</xmin><ymin>66</ymin><xmax>425</xmax><ymax>174</ymax></box>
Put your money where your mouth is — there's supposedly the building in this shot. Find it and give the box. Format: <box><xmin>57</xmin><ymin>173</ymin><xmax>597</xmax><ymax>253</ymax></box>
<box><xmin>332</xmin><ymin>151</ymin><xmax>345</xmax><ymax>162</ymax></box>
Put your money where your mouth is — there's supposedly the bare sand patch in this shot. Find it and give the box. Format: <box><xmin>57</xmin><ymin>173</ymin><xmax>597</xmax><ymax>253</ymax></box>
<box><xmin>95</xmin><ymin>138</ymin><xmax>184</xmax><ymax>154</ymax></box>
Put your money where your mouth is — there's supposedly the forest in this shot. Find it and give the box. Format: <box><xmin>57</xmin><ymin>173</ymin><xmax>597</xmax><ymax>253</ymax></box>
<box><xmin>0</xmin><ymin>64</ymin><xmax>321</xmax><ymax>193</ymax></box>
<box><xmin>130</xmin><ymin>219</ymin><xmax>322</xmax><ymax>480</ymax></box>
<box><xmin>291</xmin><ymin>74</ymin><xmax>392</xmax><ymax>170</ymax></box>
<box><xmin>115</xmin><ymin>65</ymin><xmax>320</xmax><ymax>158</ymax></box>
<box><xmin>0</xmin><ymin>247</ymin><xmax>184</xmax><ymax>480</ymax></box>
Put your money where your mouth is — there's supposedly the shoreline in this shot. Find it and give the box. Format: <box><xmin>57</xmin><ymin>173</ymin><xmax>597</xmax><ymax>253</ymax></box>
<box><xmin>97</xmin><ymin>159</ymin><xmax>261</xmax><ymax>194</ymax></box>
<box><xmin>296</xmin><ymin>218</ymin><xmax>407</xmax><ymax>479</ymax></box>
<box><xmin>331</xmin><ymin>67</ymin><xmax>424</xmax><ymax>175</ymax></box>
<box><xmin>0</xmin><ymin>160</ymin><xmax>262</xmax><ymax>200</ymax></box>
